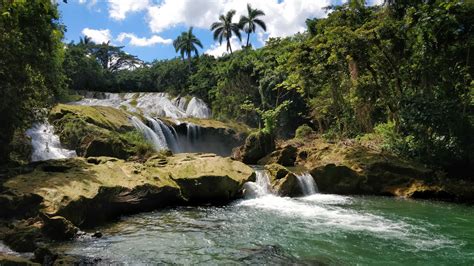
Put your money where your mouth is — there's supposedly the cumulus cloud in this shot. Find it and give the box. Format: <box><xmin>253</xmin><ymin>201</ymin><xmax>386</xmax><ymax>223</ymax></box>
<box><xmin>205</xmin><ymin>36</ymin><xmax>243</xmax><ymax>57</ymax></box>
<box><xmin>146</xmin><ymin>0</ymin><xmax>332</xmax><ymax>41</ymax></box>
<box><xmin>108</xmin><ymin>0</ymin><xmax>150</xmax><ymax>20</ymax></box>
<box><xmin>117</xmin><ymin>33</ymin><xmax>173</xmax><ymax>47</ymax></box>
<box><xmin>81</xmin><ymin>28</ymin><xmax>112</xmax><ymax>44</ymax></box>
<box><xmin>78</xmin><ymin>0</ymin><xmax>99</xmax><ymax>9</ymax></box>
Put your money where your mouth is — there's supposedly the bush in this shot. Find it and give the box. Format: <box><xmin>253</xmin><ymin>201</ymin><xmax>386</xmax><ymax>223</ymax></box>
<box><xmin>295</xmin><ymin>124</ymin><xmax>314</xmax><ymax>139</ymax></box>
<box><xmin>119</xmin><ymin>130</ymin><xmax>155</xmax><ymax>158</ymax></box>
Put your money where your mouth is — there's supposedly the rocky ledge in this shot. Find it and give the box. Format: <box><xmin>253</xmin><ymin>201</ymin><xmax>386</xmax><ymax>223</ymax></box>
<box><xmin>238</xmin><ymin>134</ymin><xmax>474</xmax><ymax>203</ymax></box>
<box><xmin>0</xmin><ymin>154</ymin><xmax>254</xmax><ymax>253</ymax></box>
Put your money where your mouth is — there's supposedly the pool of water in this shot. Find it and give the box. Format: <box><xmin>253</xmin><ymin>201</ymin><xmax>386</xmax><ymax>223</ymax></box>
<box><xmin>54</xmin><ymin>194</ymin><xmax>474</xmax><ymax>265</ymax></box>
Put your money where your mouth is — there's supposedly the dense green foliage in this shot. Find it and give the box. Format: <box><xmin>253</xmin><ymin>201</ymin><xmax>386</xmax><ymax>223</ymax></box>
<box><xmin>2</xmin><ymin>0</ymin><xmax>472</xmax><ymax>176</ymax></box>
<box><xmin>62</xmin><ymin>0</ymin><xmax>473</xmax><ymax>175</ymax></box>
<box><xmin>0</xmin><ymin>0</ymin><xmax>67</xmax><ymax>163</ymax></box>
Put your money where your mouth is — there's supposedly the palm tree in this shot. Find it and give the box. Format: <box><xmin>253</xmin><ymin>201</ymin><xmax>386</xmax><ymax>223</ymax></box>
<box><xmin>173</xmin><ymin>27</ymin><xmax>203</xmax><ymax>66</ymax></box>
<box><xmin>239</xmin><ymin>4</ymin><xmax>266</xmax><ymax>48</ymax></box>
<box><xmin>210</xmin><ymin>10</ymin><xmax>242</xmax><ymax>54</ymax></box>
<box><xmin>79</xmin><ymin>35</ymin><xmax>92</xmax><ymax>46</ymax></box>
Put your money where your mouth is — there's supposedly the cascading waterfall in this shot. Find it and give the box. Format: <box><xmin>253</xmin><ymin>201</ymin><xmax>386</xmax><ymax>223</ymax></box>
<box><xmin>73</xmin><ymin>92</ymin><xmax>210</xmax><ymax>119</ymax></box>
<box><xmin>185</xmin><ymin>97</ymin><xmax>211</xmax><ymax>119</ymax></box>
<box><xmin>186</xmin><ymin>123</ymin><xmax>201</xmax><ymax>144</ymax></box>
<box><xmin>243</xmin><ymin>170</ymin><xmax>318</xmax><ymax>199</ymax></box>
<box><xmin>296</xmin><ymin>173</ymin><xmax>318</xmax><ymax>196</ymax></box>
<box><xmin>130</xmin><ymin>116</ymin><xmax>168</xmax><ymax>151</ymax></box>
<box><xmin>26</xmin><ymin>122</ymin><xmax>77</xmax><ymax>162</ymax></box>
<box><xmin>149</xmin><ymin>117</ymin><xmax>180</xmax><ymax>153</ymax></box>
<box><xmin>242</xmin><ymin>169</ymin><xmax>273</xmax><ymax>198</ymax></box>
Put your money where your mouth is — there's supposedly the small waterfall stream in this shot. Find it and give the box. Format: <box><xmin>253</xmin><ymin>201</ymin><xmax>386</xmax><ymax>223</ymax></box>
<box><xmin>148</xmin><ymin>117</ymin><xmax>180</xmax><ymax>153</ymax></box>
<box><xmin>26</xmin><ymin>122</ymin><xmax>77</xmax><ymax>162</ymax></box>
<box><xmin>242</xmin><ymin>170</ymin><xmax>273</xmax><ymax>198</ymax></box>
<box><xmin>130</xmin><ymin>116</ymin><xmax>168</xmax><ymax>151</ymax></box>
<box><xmin>296</xmin><ymin>173</ymin><xmax>318</xmax><ymax>196</ymax></box>
<box><xmin>243</xmin><ymin>170</ymin><xmax>318</xmax><ymax>199</ymax></box>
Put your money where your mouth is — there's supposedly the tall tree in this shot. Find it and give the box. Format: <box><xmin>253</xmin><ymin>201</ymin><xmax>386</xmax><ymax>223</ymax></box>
<box><xmin>210</xmin><ymin>10</ymin><xmax>242</xmax><ymax>54</ymax></box>
<box><xmin>239</xmin><ymin>3</ymin><xmax>266</xmax><ymax>48</ymax></box>
<box><xmin>0</xmin><ymin>0</ymin><xmax>66</xmax><ymax>163</ymax></box>
<box><xmin>173</xmin><ymin>27</ymin><xmax>203</xmax><ymax>66</ymax></box>
<box><xmin>89</xmin><ymin>41</ymin><xmax>142</xmax><ymax>72</ymax></box>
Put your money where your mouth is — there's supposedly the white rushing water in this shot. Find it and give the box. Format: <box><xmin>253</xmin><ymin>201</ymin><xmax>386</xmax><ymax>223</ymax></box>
<box><xmin>238</xmin><ymin>170</ymin><xmax>453</xmax><ymax>247</ymax></box>
<box><xmin>26</xmin><ymin>122</ymin><xmax>77</xmax><ymax>162</ymax></box>
<box><xmin>186</xmin><ymin>97</ymin><xmax>211</xmax><ymax>119</ymax></box>
<box><xmin>73</xmin><ymin>92</ymin><xmax>211</xmax><ymax>119</ymax></box>
<box><xmin>242</xmin><ymin>170</ymin><xmax>273</xmax><ymax>198</ymax></box>
<box><xmin>130</xmin><ymin>116</ymin><xmax>168</xmax><ymax>151</ymax></box>
<box><xmin>296</xmin><ymin>172</ymin><xmax>318</xmax><ymax>195</ymax></box>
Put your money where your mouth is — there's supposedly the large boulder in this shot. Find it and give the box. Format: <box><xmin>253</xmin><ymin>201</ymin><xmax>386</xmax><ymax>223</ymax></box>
<box><xmin>233</xmin><ymin>131</ymin><xmax>275</xmax><ymax>164</ymax></box>
<box><xmin>0</xmin><ymin>154</ymin><xmax>254</xmax><ymax>228</ymax></box>
<box><xmin>84</xmin><ymin>138</ymin><xmax>129</xmax><ymax>159</ymax></box>
<box><xmin>41</xmin><ymin>215</ymin><xmax>78</xmax><ymax>241</ymax></box>
<box><xmin>170</xmin><ymin>154</ymin><xmax>255</xmax><ymax>202</ymax></box>
<box><xmin>48</xmin><ymin>104</ymin><xmax>153</xmax><ymax>159</ymax></box>
<box><xmin>258</xmin><ymin>145</ymin><xmax>298</xmax><ymax>166</ymax></box>
<box><xmin>264</xmin><ymin>164</ymin><xmax>303</xmax><ymax>197</ymax></box>
<box><xmin>282</xmin><ymin>137</ymin><xmax>474</xmax><ymax>202</ymax></box>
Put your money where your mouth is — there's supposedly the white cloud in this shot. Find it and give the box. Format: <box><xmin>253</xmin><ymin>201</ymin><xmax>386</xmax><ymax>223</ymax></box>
<box><xmin>108</xmin><ymin>0</ymin><xmax>150</xmax><ymax>20</ymax></box>
<box><xmin>146</xmin><ymin>0</ymin><xmax>332</xmax><ymax>42</ymax></box>
<box><xmin>81</xmin><ymin>28</ymin><xmax>112</xmax><ymax>44</ymax></box>
<box><xmin>205</xmin><ymin>36</ymin><xmax>243</xmax><ymax>57</ymax></box>
<box><xmin>78</xmin><ymin>0</ymin><xmax>99</xmax><ymax>9</ymax></box>
<box><xmin>117</xmin><ymin>33</ymin><xmax>172</xmax><ymax>47</ymax></box>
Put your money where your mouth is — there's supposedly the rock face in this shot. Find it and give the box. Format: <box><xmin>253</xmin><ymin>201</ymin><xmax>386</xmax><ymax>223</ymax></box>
<box><xmin>258</xmin><ymin>145</ymin><xmax>298</xmax><ymax>166</ymax></box>
<box><xmin>264</xmin><ymin>164</ymin><xmax>303</xmax><ymax>197</ymax></box>
<box><xmin>48</xmin><ymin>104</ymin><xmax>152</xmax><ymax>159</ymax></box>
<box><xmin>0</xmin><ymin>154</ymin><xmax>254</xmax><ymax>228</ymax></box>
<box><xmin>233</xmin><ymin>131</ymin><xmax>275</xmax><ymax>164</ymax></box>
<box><xmin>276</xmin><ymin>137</ymin><xmax>474</xmax><ymax>202</ymax></box>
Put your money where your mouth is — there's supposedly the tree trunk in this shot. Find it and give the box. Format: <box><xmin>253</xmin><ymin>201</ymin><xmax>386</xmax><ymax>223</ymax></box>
<box><xmin>227</xmin><ymin>37</ymin><xmax>233</xmax><ymax>54</ymax></box>
<box><xmin>246</xmin><ymin>31</ymin><xmax>251</xmax><ymax>47</ymax></box>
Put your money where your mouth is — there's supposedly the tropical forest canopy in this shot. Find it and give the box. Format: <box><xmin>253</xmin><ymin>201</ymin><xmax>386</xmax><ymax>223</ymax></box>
<box><xmin>1</xmin><ymin>0</ymin><xmax>473</xmax><ymax>176</ymax></box>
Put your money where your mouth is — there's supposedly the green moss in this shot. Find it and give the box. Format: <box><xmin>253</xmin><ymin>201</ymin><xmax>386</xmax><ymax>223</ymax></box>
<box><xmin>118</xmin><ymin>130</ymin><xmax>155</xmax><ymax>158</ymax></box>
<box><xmin>181</xmin><ymin>117</ymin><xmax>250</xmax><ymax>133</ymax></box>
<box><xmin>50</xmin><ymin>104</ymin><xmax>132</xmax><ymax>131</ymax></box>
<box><xmin>295</xmin><ymin>124</ymin><xmax>314</xmax><ymax>139</ymax></box>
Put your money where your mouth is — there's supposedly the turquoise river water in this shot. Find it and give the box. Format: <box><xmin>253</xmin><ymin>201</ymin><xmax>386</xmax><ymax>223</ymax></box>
<box><xmin>53</xmin><ymin>192</ymin><xmax>474</xmax><ymax>265</ymax></box>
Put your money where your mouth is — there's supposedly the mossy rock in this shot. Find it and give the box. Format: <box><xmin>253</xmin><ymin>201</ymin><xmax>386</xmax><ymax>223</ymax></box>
<box><xmin>265</xmin><ymin>163</ymin><xmax>290</xmax><ymax>182</ymax></box>
<box><xmin>272</xmin><ymin>173</ymin><xmax>302</xmax><ymax>197</ymax></box>
<box><xmin>49</xmin><ymin>104</ymin><xmax>154</xmax><ymax>159</ymax></box>
<box><xmin>0</xmin><ymin>254</ymin><xmax>39</xmax><ymax>266</ymax></box>
<box><xmin>234</xmin><ymin>131</ymin><xmax>275</xmax><ymax>164</ymax></box>
<box><xmin>0</xmin><ymin>154</ymin><xmax>254</xmax><ymax>228</ymax></box>
<box><xmin>41</xmin><ymin>215</ymin><xmax>78</xmax><ymax>241</ymax></box>
<box><xmin>50</xmin><ymin>104</ymin><xmax>132</xmax><ymax>132</ymax></box>
<box><xmin>258</xmin><ymin>145</ymin><xmax>297</xmax><ymax>166</ymax></box>
<box><xmin>84</xmin><ymin>138</ymin><xmax>129</xmax><ymax>159</ymax></box>
<box><xmin>264</xmin><ymin>164</ymin><xmax>303</xmax><ymax>197</ymax></box>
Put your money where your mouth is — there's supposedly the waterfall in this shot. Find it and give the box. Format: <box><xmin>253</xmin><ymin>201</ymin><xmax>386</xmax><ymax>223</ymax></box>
<box><xmin>130</xmin><ymin>116</ymin><xmax>168</xmax><ymax>151</ymax></box>
<box><xmin>185</xmin><ymin>97</ymin><xmax>211</xmax><ymax>119</ymax></box>
<box><xmin>186</xmin><ymin>123</ymin><xmax>201</xmax><ymax>144</ymax></box>
<box><xmin>26</xmin><ymin>122</ymin><xmax>77</xmax><ymax>162</ymax></box>
<box><xmin>150</xmin><ymin>118</ymin><xmax>180</xmax><ymax>153</ymax></box>
<box><xmin>296</xmin><ymin>173</ymin><xmax>318</xmax><ymax>196</ymax></box>
<box><xmin>242</xmin><ymin>170</ymin><xmax>273</xmax><ymax>198</ymax></box>
<box><xmin>73</xmin><ymin>92</ymin><xmax>211</xmax><ymax>120</ymax></box>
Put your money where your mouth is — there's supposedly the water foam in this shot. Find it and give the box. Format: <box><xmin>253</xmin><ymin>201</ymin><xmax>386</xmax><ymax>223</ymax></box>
<box><xmin>26</xmin><ymin>122</ymin><xmax>77</xmax><ymax>162</ymax></box>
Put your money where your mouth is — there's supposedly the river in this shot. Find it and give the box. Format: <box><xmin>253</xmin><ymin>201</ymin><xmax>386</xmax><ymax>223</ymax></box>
<box><xmin>53</xmin><ymin>172</ymin><xmax>474</xmax><ymax>265</ymax></box>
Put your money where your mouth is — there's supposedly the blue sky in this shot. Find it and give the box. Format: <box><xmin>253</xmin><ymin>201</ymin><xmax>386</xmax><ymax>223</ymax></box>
<box><xmin>58</xmin><ymin>0</ymin><xmax>381</xmax><ymax>63</ymax></box>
